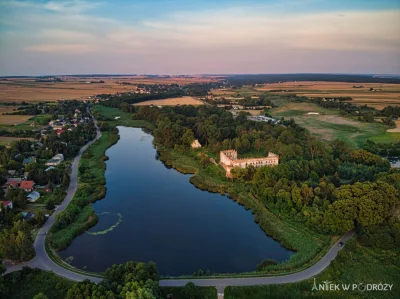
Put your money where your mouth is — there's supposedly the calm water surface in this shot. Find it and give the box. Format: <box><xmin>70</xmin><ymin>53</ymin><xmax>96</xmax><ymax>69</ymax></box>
<box><xmin>59</xmin><ymin>127</ymin><xmax>293</xmax><ymax>275</ymax></box>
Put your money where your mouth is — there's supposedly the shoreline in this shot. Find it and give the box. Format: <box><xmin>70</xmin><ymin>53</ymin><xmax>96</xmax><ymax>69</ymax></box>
<box><xmin>48</xmin><ymin>107</ymin><xmax>331</xmax><ymax>277</ymax></box>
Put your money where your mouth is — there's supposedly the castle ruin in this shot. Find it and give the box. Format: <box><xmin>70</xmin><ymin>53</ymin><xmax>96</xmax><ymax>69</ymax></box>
<box><xmin>220</xmin><ymin>150</ymin><xmax>279</xmax><ymax>177</ymax></box>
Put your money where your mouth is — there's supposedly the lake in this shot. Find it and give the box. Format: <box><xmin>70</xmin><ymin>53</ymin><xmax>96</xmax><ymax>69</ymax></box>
<box><xmin>59</xmin><ymin>126</ymin><xmax>293</xmax><ymax>276</ymax></box>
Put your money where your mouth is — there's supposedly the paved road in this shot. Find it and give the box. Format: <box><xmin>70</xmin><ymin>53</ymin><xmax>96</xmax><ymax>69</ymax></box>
<box><xmin>4</xmin><ymin>109</ymin><xmax>103</xmax><ymax>283</ymax></box>
<box><xmin>3</xmin><ymin>110</ymin><xmax>356</xmax><ymax>291</ymax></box>
<box><xmin>159</xmin><ymin>230</ymin><xmax>355</xmax><ymax>290</ymax></box>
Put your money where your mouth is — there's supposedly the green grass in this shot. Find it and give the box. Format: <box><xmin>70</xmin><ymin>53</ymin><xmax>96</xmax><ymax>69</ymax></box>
<box><xmin>225</xmin><ymin>239</ymin><xmax>400</xmax><ymax>299</ymax></box>
<box><xmin>9</xmin><ymin>114</ymin><xmax>52</xmax><ymax>131</ymax></box>
<box><xmin>161</xmin><ymin>286</ymin><xmax>217</xmax><ymax>299</ymax></box>
<box><xmin>93</xmin><ymin>105</ymin><xmax>153</xmax><ymax>129</ymax></box>
<box><xmin>3</xmin><ymin>268</ymin><xmax>74</xmax><ymax>299</ymax></box>
<box><xmin>49</xmin><ymin>131</ymin><xmax>119</xmax><ymax>251</ymax></box>
<box><xmin>269</xmin><ymin>100</ymin><xmax>388</xmax><ymax>148</ymax></box>
<box><xmin>368</xmin><ymin>132</ymin><xmax>400</xmax><ymax>143</ymax></box>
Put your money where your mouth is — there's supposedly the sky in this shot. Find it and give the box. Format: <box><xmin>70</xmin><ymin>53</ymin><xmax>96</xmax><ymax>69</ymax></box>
<box><xmin>0</xmin><ymin>0</ymin><xmax>399</xmax><ymax>76</ymax></box>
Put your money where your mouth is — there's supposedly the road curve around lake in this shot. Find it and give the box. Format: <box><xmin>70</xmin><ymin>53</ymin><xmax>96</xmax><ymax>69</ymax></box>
<box><xmin>3</xmin><ymin>111</ymin><xmax>356</xmax><ymax>289</ymax></box>
<box><xmin>4</xmin><ymin>109</ymin><xmax>103</xmax><ymax>283</ymax></box>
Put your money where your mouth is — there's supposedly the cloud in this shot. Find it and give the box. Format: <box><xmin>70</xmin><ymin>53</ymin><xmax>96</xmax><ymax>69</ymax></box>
<box><xmin>0</xmin><ymin>0</ymin><xmax>399</xmax><ymax>74</ymax></box>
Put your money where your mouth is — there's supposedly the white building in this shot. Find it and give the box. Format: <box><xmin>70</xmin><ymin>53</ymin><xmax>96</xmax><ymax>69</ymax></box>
<box><xmin>45</xmin><ymin>154</ymin><xmax>64</xmax><ymax>166</ymax></box>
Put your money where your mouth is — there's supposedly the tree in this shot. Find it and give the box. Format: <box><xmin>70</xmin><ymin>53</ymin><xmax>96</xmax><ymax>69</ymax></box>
<box><xmin>33</xmin><ymin>293</ymin><xmax>49</xmax><ymax>299</ymax></box>
<box><xmin>181</xmin><ymin>129</ymin><xmax>195</xmax><ymax>149</ymax></box>
<box><xmin>34</xmin><ymin>210</ymin><xmax>47</xmax><ymax>226</ymax></box>
<box><xmin>0</xmin><ymin>220</ymin><xmax>35</xmax><ymax>261</ymax></box>
<box><xmin>181</xmin><ymin>282</ymin><xmax>199</xmax><ymax>299</ymax></box>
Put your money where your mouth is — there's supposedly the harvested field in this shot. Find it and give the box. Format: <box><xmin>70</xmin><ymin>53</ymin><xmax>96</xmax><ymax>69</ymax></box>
<box><xmin>132</xmin><ymin>96</ymin><xmax>203</xmax><ymax>106</ymax></box>
<box><xmin>0</xmin><ymin>115</ymin><xmax>31</xmax><ymax>125</ymax></box>
<box><xmin>0</xmin><ymin>106</ymin><xmax>19</xmax><ymax>114</ymax></box>
<box><xmin>256</xmin><ymin>81</ymin><xmax>400</xmax><ymax>109</ymax></box>
<box><xmin>0</xmin><ymin>76</ymin><xmax>219</xmax><ymax>103</ymax></box>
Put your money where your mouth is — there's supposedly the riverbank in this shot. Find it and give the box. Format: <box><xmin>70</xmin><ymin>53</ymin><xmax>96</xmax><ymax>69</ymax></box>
<box><xmin>51</xmin><ymin>104</ymin><xmax>330</xmax><ymax>276</ymax></box>
<box><xmin>48</xmin><ymin>131</ymin><xmax>119</xmax><ymax>251</ymax></box>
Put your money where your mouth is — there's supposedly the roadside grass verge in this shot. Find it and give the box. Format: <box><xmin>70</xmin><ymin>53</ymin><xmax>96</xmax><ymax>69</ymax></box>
<box><xmin>225</xmin><ymin>239</ymin><xmax>400</xmax><ymax>299</ymax></box>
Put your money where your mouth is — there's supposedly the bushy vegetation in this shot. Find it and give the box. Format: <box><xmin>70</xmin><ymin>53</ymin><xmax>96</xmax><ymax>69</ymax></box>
<box><xmin>2</xmin><ymin>267</ymin><xmax>74</xmax><ymax>299</ymax></box>
<box><xmin>49</xmin><ymin>131</ymin><xmax>118</xmax><ymax>250</ymax></box>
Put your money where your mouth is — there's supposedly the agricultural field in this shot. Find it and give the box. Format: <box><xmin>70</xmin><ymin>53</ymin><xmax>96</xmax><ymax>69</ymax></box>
<box><xmin>269</xmin><ymin>99</ymin><xmax>388</xmax><ymax>148</ymax></box>
<box><xmin>132</xmin><ymin>96</ymin><xmax>203</xmax><ymax>106</ymax></box>
<box><xmin>0</xmin><ymin>76</ymin><xmax>218</xmax><ymax>103</ymax></box>
<box><xmin>0</xmin><ymin>136</ymin><xmax>33</xmax><ymax>146</ymax></box>
<box><xmin>255</xmin><ymin>81</ymin><xmax>400</xmax><ymax>109</ymax></box>
<box><xmin>0</xmin><ymin>114</ymin><xmax>31</xmax><ymax>125</ymax></box>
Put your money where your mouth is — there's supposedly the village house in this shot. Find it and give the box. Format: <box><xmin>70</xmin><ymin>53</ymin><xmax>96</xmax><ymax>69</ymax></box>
<box><xmin>191</xmin><ymin>139</ymin><xmax>202</xmax><ymax>148</ymax></box>
<box><xmin>22</xmin><ymin>156</ymin><xmax>36</xmax><ymax>165</ymax></box>
<box><xmin>20</xmin><ymin>180</ymin><xmax>35</xmax><ymax>192</ymax></box>
<box><xmin>220</xmin><ymin>150</ymin><xmax>279</xmax><ymax>177</ymax></box>
<box><xmin>45</xmin><ymin>154</ymin><xmax>64</xmax><ymax>166</ymax></box>
<box><xmin>21</xmin><ymin>212</ymin><xmax>35</xmax><ymax>221</ymax></box>
<box><xmin>2</xmin><ymin>178</ymin><xmax>22</xmax><ymax>190</ymax></box>
<box><xmin>0</xmin><ymin>201</ymin><xmax>13</xmax><ymax>211</ymax></box>
<box><xmin>27</xmin><ymin>191</ymin><xmax>40</xmax><ymax>202</ymax></box>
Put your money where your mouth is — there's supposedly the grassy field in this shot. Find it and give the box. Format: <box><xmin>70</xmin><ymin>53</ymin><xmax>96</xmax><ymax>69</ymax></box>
<box><xmin>269</xmin><ymin>99</ymin><xmax>388</xmax><ymax>148</ymax></box>
<box><xmin>93</xmin><ymin>104</ymin><xmax>153</xmax><ymax>128</ymax></box>
<box><xmin>132</xmin><ymin>96</ymin><xmax>203</xmax><ymax>106</ymax></box>
<box><xmin>0</xmin><ymin>76</ymin><xmax>217</xmax><ymax>103</ymax></box>
<box><xmin>225</xmin><ymin>239</ymin><xmax>400</xmax><ymax>299</ymax></box>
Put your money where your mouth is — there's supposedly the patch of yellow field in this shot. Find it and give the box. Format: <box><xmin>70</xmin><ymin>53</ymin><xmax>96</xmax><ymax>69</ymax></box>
<box><xmin>132</xmin><ymin>96</ymin><xmax>203</xmax><ymax>106</ymax></box>
<box><xmin>0</xmin><ymin>106</ymin><xmax>19</xmax><ymax>114</ymax></box>
<box><xmin>0</xmin><ymin>76</ymin><xmax>218</xmax><ymax>103</ymax></box>
<box><xmin>0</xmin><ymin>136</ymin><xmax>33</xmax><ymax>146</ymax></box>
<box><xmin>0</xmin><ymin>115</ymin><xmax>31</xmax><ymax>125</ymax></box>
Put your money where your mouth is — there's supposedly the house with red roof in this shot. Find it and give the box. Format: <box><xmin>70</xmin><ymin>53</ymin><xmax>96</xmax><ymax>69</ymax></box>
<box><xmin>20</xmin><ymin>180</ymin><xmax>35</xmax><ymax>192</ymax></box>
<box><xmin>2</xmin><ymin>178</ymin><xmax>21</xmax><ymax>191</ymax></box>
<box><xmin>0</xmin><ymin>201</ymin><xmax>13</xmax><ymax>211</ymax></box>
<box><xmin>56</xmin><ymin>129</ymin><xmax>65</xmax><ymax>136</ymax></box>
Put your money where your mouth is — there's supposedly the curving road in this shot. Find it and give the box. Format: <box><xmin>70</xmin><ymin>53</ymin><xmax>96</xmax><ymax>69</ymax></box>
<box><xmin>4</xmin><ymin>109</ymin><xmax>103</xmax><ymax>283</ymax></box>
<box><xmin>159</xmin><ymin>230</ymin><xmax>355</xmax><ymax>293</ymax></box>
<box><xmin>3</xmin><ymin>109</ymin><xmax>356</xmax><ymax>292</ymax></box>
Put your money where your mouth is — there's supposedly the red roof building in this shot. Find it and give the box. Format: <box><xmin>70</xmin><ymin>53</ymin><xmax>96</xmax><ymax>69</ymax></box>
<box><xmin>56</xmin><ymin>129</ymin><xmax>65</xmax><ymax>135</ymax></box>
<box><xmin>20</xmin><ymin>180</ymin><xmax>35</xmax><ymax>191</ymax></box>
